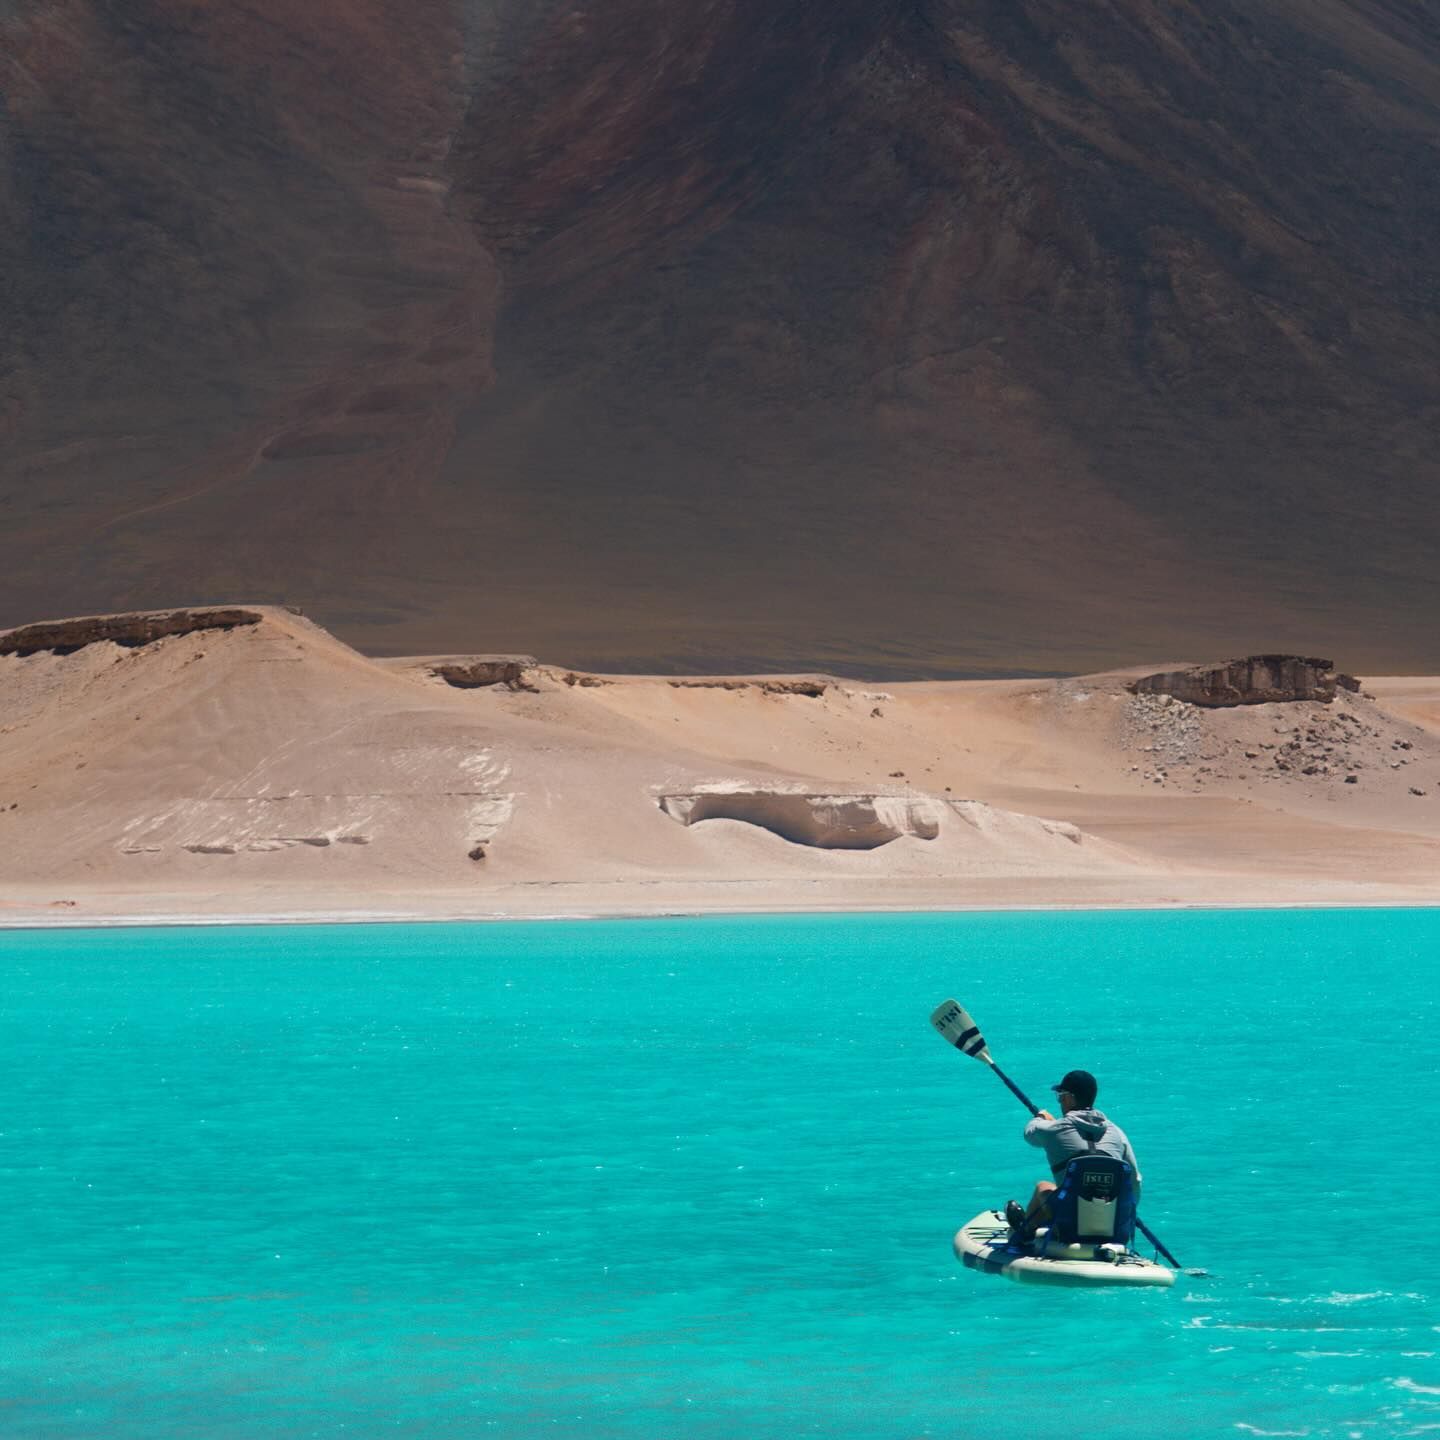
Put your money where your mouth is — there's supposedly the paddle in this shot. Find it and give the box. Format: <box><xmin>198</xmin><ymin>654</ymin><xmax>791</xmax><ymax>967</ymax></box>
<box><xmin>930</xmin><ymin>998</ymin><xmax>1192</xmax><ymax>1273</ymax></box>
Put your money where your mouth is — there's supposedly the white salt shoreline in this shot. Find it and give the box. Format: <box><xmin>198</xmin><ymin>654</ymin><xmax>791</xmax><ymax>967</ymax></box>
<box><xmin>4</xmin><ymin>892</ymin><xmax>1439</xmax><ymax>931</ymax></box>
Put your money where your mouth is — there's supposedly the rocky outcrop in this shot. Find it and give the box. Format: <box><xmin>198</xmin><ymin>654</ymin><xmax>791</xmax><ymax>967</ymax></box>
<box><xmin>667</xmin><ymin>678</ymin><xmax>829</xmax><ymax>697</ymax></box>
<box><xmin>760</xmin><ymin>681</ymin><xmax>828</xmax><ymax>698</ymax></box>
<box><xmin>0</xmin><ymin>608</ymin><xmax>262</xmax><ymax>658</ymax></box>
<box><xmin>1129</xmin><ymin>657</ymin><xmax>1360</xmax><ymax>708</ymax></box>
<box><xmin>431</xmin><ymin>657</ymin><xmax>539</xmax><ymax>691</ymax></box>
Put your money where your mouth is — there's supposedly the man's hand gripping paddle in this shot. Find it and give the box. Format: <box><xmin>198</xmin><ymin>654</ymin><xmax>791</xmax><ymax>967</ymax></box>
<box><xmin>929</xmin><ymin>998</ymin><xmax>1196</xmax><ymax>1274</ymax></box>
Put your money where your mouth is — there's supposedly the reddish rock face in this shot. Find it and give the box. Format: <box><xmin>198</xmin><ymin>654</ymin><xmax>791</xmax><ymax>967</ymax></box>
<box><xmin>430</xmin><ymin>658</ymin><xmax>538</xmax><ymax>691</ymax></box>
<box><xmin>3</xmin><ymin>1</ymin><xmax>1440</xmax><ymax>674</ymax></box>
<box><xmin>0</xmin><ymin>608</ymin><xmax>262</xmax><ymax>657</ymax></box>
<box><xmin>1129</xmin><ymin>656</ymin><xmax>1360</xmax><ymax>707</ymax></box>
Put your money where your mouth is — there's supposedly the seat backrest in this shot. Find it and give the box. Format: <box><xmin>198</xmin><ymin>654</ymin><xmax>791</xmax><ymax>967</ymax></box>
<box><xmin>1048</xmin><ymin>1154</ymin><xmax>1136</xmax><ymax>1245</ymax></box>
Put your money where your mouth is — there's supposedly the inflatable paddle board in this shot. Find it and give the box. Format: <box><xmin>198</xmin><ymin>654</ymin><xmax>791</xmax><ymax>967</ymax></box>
<box><xmin>955</xmin><ymin>1210</ymin><xmax>1176</xmax><ymax>1288</ymax></box>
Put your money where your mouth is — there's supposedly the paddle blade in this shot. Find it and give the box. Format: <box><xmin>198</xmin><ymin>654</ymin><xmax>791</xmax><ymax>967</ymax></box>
<box><xmin>930</xmin><ymin>999</ymin><xmax>993</xmax><ymax>1062</ymax></box>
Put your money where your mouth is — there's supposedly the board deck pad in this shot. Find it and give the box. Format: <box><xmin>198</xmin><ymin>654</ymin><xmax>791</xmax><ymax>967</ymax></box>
<box><xmin>955</xmin><ymin>1211</ymin><xmax>1176</xmax><ymax>1288</ymax></box>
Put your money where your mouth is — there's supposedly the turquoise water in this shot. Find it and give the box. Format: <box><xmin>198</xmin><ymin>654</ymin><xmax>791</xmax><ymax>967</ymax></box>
<box><xmin>1</xmin><ymin>910</ymin><xmax>1437</xmax><ymax>1438</ymax></box>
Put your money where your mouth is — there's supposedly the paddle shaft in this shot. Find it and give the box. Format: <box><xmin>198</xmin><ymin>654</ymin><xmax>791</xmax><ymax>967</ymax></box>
<box><xmin>981</xmin><ymin>1056</ymin><xmax>1184</xmax><ymax>1271</ymax></box>
<box><xmin>987</xmin><ymin>1058</ymin><xmax>1042</xmax><ymax>1117</ymax></box>
<box><xmin>1134</xmin><ymin>1219</ymin><xmax>1181</xmax><ymax>1269</ymax></box>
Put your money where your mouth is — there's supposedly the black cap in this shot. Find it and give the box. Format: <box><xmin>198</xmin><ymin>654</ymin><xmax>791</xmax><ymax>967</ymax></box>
<box><xmin>1051</xmin><ymin>1069</ymin><xmax>1098</xmax><ymax>1107</ymax></box>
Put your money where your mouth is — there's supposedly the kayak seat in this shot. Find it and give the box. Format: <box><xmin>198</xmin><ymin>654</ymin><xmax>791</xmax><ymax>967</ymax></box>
<box><xmin>1048</xmin><ymin>1154</ymin><xmax>1136</xmax><ymax>1247</ymax></box>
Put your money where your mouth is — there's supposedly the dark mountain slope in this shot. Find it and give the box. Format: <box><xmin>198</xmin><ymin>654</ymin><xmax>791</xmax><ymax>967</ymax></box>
<box><xmin>3</xmin><ymin>0</ymin><xmax>1438</xmax><ymax>674</ymax></box>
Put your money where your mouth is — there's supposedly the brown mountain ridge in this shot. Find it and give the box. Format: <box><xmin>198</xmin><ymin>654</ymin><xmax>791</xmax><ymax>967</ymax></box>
<box><xmin>3</xmin><ymin>1</ymin><xmax>1439</xmax><ymax>675</ymax></box>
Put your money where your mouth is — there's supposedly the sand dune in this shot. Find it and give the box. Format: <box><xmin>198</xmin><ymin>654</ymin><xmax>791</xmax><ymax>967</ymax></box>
<box><xmin>2</xmin><ymin>607</ymin><xmax>1439</xmax><ymax>925</ymax></box>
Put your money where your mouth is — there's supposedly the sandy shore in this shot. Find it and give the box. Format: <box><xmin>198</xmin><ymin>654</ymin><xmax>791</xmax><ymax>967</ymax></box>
<box><xmin>4</xmin><ymin>608</ymin><xmax>1440</xmax><ymax>928</ymax></box>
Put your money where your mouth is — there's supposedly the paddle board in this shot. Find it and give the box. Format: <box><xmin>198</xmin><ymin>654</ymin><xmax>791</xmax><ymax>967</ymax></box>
<box><xmin>955</xmin><ymin>1210</ymin><xmax>1176</xmax><ymax>1288</ymax></box>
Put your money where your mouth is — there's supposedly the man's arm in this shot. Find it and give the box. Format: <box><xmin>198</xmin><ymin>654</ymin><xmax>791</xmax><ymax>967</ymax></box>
<box><xmin>1024</xmin><ymin>1110</ymin><xmax>1059</xmax><ymax>1146</ymax></box>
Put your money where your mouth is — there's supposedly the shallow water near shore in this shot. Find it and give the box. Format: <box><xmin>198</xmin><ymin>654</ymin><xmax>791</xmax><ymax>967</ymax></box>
<box><xmin>1</xmin><ymin>909</ymin><xmax>1436</xmax><ymax>1438</ymax></box>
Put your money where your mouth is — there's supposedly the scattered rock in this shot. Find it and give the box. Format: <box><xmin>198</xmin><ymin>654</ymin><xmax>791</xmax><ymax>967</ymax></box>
<box><xmin>468</xmin><ymin>843</ymin><xmax>487</xmax><ymax>862</ymax></box>
<box><xmin>1124</xmin><ymin>691</ymin><xmax>1202</xmax><ymax>767</ymax></box>
<box><xmin>1410</xmin><ymin>787</ymin><xmax>1427</xmax><ymax>797</ymax></box>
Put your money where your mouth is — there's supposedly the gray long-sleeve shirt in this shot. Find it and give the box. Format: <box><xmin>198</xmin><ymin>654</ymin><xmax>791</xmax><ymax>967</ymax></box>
<box><xmin>1025</xmin><ymin>1107</ymin><xmax>1142</xmax><ymax>1201</ymax></box>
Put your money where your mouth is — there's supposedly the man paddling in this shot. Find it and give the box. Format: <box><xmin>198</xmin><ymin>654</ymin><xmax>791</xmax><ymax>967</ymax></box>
<box><xmin>1005</xmin><ymin>1069</ymin><xmax>1142</xmax><ymax>1242</ymax></box>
